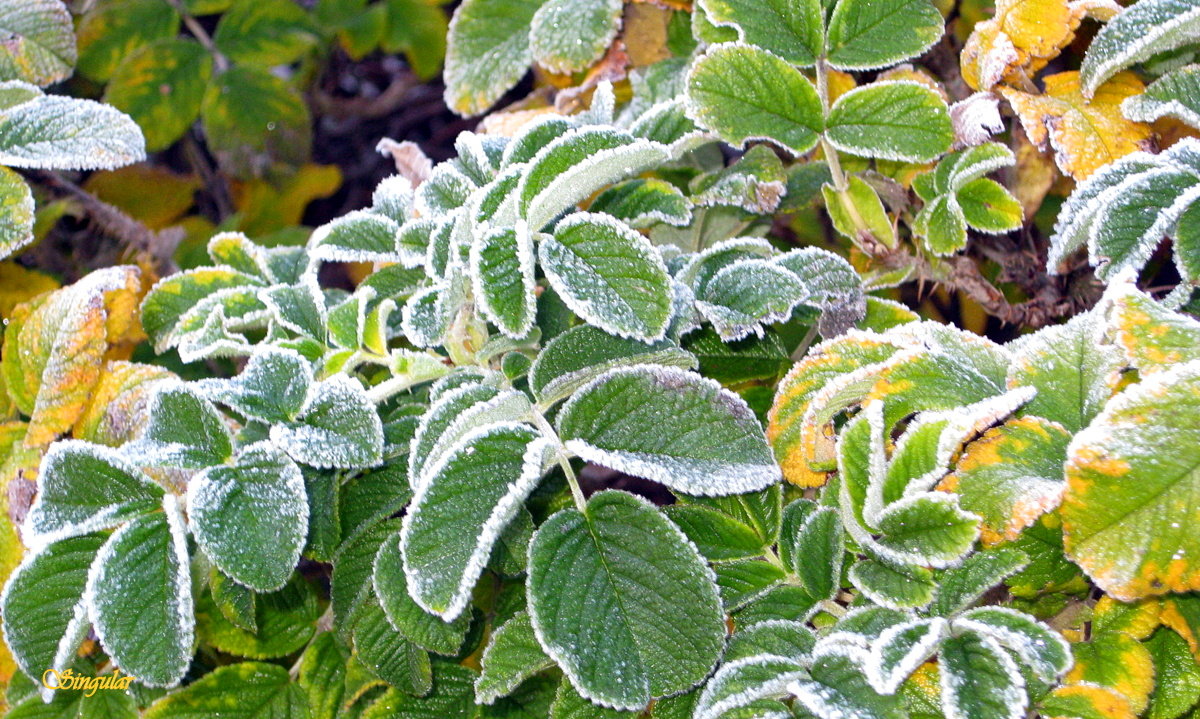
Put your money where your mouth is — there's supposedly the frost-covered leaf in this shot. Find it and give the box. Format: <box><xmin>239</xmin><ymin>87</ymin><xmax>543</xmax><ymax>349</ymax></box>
<box><xmin>0</xmin><ymin>0</ymin><xmax>76</xmax><ymax>86</ymax></box>
<box><xmin>956</xmin><ymin>607</ymin><xmax>1072</xmax><ymax>682</ymax></box>
<box><xmin>472</xmin><ymin>226</ymin><xmax>536</xmax><ymax>339</ymax></box>
<box><xmin>408</xmin><ymin>386</ymin><xmax>532</xmax><ymax>492</ymax></box>
<box><xmin>1108</xmin><ymin>276</ymin><xmax>1200</xmax><ymax>371</ymax></box>
<box><xmin>999</xmin><ymin>72</ymin><xmax>1153</xmax><ymax>180</ymax></box>
<box><xmin>23</xmin><ymin>440</ymin><xmax>162</xmax><ymax>546</ymax></box>
<box><xmin>589</xmin><ymin>179</ymin><xmax>691</xmax><ymax>229</ymax></box>
<box><xmin>666</xmin><ymin>504</ymin><xmax>766</xmax><ymax>562</ymax></box>
<box><xmin>375</xmin><ymin>533</ymin><xmax>469</xmax><ymax>656</ymax></box>
<box><xmin>849</xmin><ymin>556</ymin><xmax>936</xmax><ymax>610</ymax></box>
<box><xmin>932</xmin><ymin>547</ymin><xmax>1029</xmax><ymax>616</ymax></box>
<box><xmin>270</xmin><ymin>375</ymin><xmax>384</xmax><ymax>469</ymax></box>
<box><xmin>444</xmin><ymin>0</ymin><xmax>544</xmax><ymax>116</ymax></box>
<box><xmin>866</xmin><ymin>618</ymin><xmax>949</xmax><ymax>693</ymax></box>
<box><xmin>1061</xmin><ymin>359</ymin><xmax>1200</xmax><ymax>600</ymax></box>
<box><xmin>696</xmin><ymin>259</ymin><xmax>807</xmax><ymax>342</ymax></box>
<box><xmin>697</xmin><ymin>0</ymin><xmax>821</xmax><ymax>66</ymax></box>
<box><xmin>725</xmin><ymin>621</ymin><xmax>816</xmax><ymax>662</ymax></box>
<box><xmin>141</xmin><ymin>267</ymin><xmax>267</xmax><ymax>352</ymax></box>
<box><xmin>788</xmin><ymin>645</ymin><xmax>908</xmax><ymax>719</ymax></box>
<box><xmin>418</xmin><ymin>164</ymin><xmax>475</xmax><ymax>218</ymax></box>
<box><xmin>685</xmin><ymin>44</ymin><xmax>822</xmax><ymax>156</ymax></box>
<box><xmin>311</xmin><ymin>210</ymin><xmax>403</xmax><ymax>265</ymax></box>
<box><xmin>198</xmin><ymin>346</ymin><xmax>312</xmax><ymax>424</ymax></box>
<box><xmin>825</xmin><ymin>0</ymin><xmax>943</xmax><ymax>70</ymax></box>
<box><xmin>529</xmin><ymin>324</ymin><xmax>696</xmax><ymax>408</ymax></box>
<box><xmin>519</xmin><ymin>128</ymin><xmax>669</xmax><ymax>230</ymax></box>
<box><xmin>351</xmin><ymin>600</ymin><xmax>432</xmax><ymax>695</ymax></box>
<box><xmin>825</xmin><ymin>82</ymin><xmax>953</xmax><ymax>163</ymax></box>
<box><xmin>540</xmin><ymin>213</ymin><xmax>672</xmax><ymax>341</ymax></box>
<box><xmin>126</xmin><ymin>382</ymin><xmax>234</xmax><ymax>469</ymax></box>
<box><xmin>529</xmin><ymin>0</ymin><xmax>621</xmax><ymax>74</ymax></box>
<box><xmin>73</xmin><ymin>360</ymin><xmax>173</xmax><ymax>447</ymax></box>
<box><xmin>937</xmin><ymin>630</ymin><xmax>1027</xmax><ymax>719</ymax></box>
<box><xmin>359</xmin><ymin>661</ymin><xmax>477</xmax><ymax>719</ymax></box>
<box><xmin>774</xmin><ymin>247</ymin><xmax>866</xmax><ymax>338</ymax></box>
<box><xmin>103</xmin><ymin>38</ymin><xmax>211</xmax><ymax>152</ymax></box>
<box><xmin>0</xmin><ymin>533</ymin><xmax>103</xmax><ymax>686</ymax></box>
<box><xmin>142</xmin><ymin>662</ymin><xmax>308</xmax><ymax>718</ymax></box>
<box><xmin>0</xmin><ymin>94</ymin><xmax>145</xmax><ymax>170</ymax></box>
<box><xmin>1123</xmin><ymin>65</ymin><xmax>1200</xmax><ymax>128</ymax></box>
<box><xmin>691</xmin><ymin>145</ymin><xmax>787</xmax><ymax>214</ymax></box>
<box><xmin>528</xmin><ymin>490</ymin><xmax>725</xmax><ymax>710</ymax></box>
<box><xmin>86</xmin><ymin>501</ymin><xmax>193</xmax><ymax>687</ymax></box>
<box><xmin>0</xmin><ymin>165</ymin><xmax>34</xmax><ymax>260</ymax></box>
<box><xmin>551</xmin><ymin>678</ymin><xmax>640</xmax><ymax>719</ymax></box>
<box><xmin>188</xmin><ymin>443</ymin><xmax>307</xmax><ymax>593</ymax></box>
<box><xmin>714</xmin><ymin>559</ymin><xmax>787</xmax><ymax>611</ymax></box>
<box><xmin>402</xmin><ymin>422</ymin><xmax>552</xmax><ymax>619</ymax></box>
<box><xmin>476</xmin><ymin>610</ymin><xmax>554</xmax><ymax>704</ymax></box>
<box><xmin>3</xmin><ymin>265</ymin><xmax>141</xmax><ymax>447</ymax></box>
<box><xmin>874</xmin><ymin>493</ymin><xmax>980</xmax><ymax>568</ymax></box>
<box><xmin>1079</xmin><ymin>0</ymin><xmax>1200</xmax><ymax>98</ymax></box>
<box><xmin>694</xmin><ymin>655</ymin><xmax>808</xmax><ymax>719</ymax></box>
<box><xmin>790</xmin><ymin>507</ymin><xmax>843</xmax><ymax>602</ymax></box>
<box><xmin>951</xmin><ymin>416</ymin><xmax>1071</xmax><ymax>544</ymax></box>
<box><xmin>822</xmin><ymin>175</ymin><xmax>897</xmax><ymax>250</ymax></box>
<box><xmin>558</xmin><ymin>365</ymin><xmax>781</xmax><ymax>496</ymax></box>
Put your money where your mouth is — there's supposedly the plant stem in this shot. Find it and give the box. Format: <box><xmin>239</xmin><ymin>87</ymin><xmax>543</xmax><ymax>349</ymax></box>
<box><xmin>531</xmin><ymin>410</ymin><xmax>588</xmax><ymax>513</ymax></box>
<box><xmin>166</xmin><ymin>0</ymin><xmax>229</xmax><ymax>72</ymax></box>
<box><xmin>815</xmin><ymin>58</ymin><xmax>848</xmax><ymax>192</ymax></box>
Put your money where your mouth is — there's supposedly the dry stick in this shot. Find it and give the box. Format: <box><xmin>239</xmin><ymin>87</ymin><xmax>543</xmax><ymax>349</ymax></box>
<box><xmin>28</xmin><ymin>170</ymin><xmax>181</xmax><ymax>275</ymax></box>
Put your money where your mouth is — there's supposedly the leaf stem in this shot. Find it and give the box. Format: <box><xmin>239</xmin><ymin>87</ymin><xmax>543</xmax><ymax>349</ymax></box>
<box><xmin>166</xmin><ymin>0</ymin><xmax>230</xmax><ymax>72</ymax></box>
<box><xmin>531</xmin><ymin>409</ymin><xmax>588</xmax><ymax>513</ymax></box>
<box><xmin>815</xmin><ymin>58</ymin><xmax>848</xmax><ymax>192</ymax></box>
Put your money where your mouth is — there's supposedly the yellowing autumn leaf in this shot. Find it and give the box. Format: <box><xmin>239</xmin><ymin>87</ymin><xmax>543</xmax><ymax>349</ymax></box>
<box><xmin>0</xmin><ymin>266</ymin><xmax>142</xmax><ymax>448</ymax></box>
<box><xmin>1000</xmin><ymin>72</ymin><xmax>1154</xmax><ymax>180</ymax></box>
<box><xmin>73</xmin><ymin>361</ymin><xmax>175</xmax><ymax>446</ymax></box>
<box><xmin>961</xmin><ymin>0</ymin><xmax>1120</xmax><ymax>91</ymax></box>
<box><xmin>0</xmin><ymin>262</ymin><xmax>58</xmax><ymax>321</ymax></box>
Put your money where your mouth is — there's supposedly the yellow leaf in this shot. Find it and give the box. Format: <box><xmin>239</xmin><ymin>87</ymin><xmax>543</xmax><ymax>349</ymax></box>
<box><xmin>999</xmin><ymin>72</ymin><xmax>1154</xmax><ymax>180</ymax></box>
<box><xmin>1</xmin><ymin>266</ymin><xmax>143</xmax><ymax>448</ymax></box>
<box><xmin>1043</xmin><ymin>683</ymin><xmax>1137</xmax><ymax>719</ymax></box>
<box><xmin>83</xmin><ymin>165</ymin><xmax>201</xmax><ymax>231</ymax></box>
<box><xmin>231</xmin><ymin>163</ymin><xmax>342</xmax><ymax>237</ymax></box>
<box><xmin>0</xmin><ymin>262</ymin><xmax>58</xmax><ymax>321</ymax></box>
<box><xmin>961</xmin><ymin>0</ymin><xmax>1119</xmax><ymax>91</ymax></box>
<box><xmin>1013</xmin><ymin>125</ymin><xmax>1060</xmax><ymax>219</ymax></box>
<box><xmin>623</xmin><ymin>3</ymin><xmax>671</xmax><ymax>68</ymax></box>
<box><xmin>0</xmin><ymin>421</ymin><xmax>38</xmax><ymax>697</ymax></box>
<box><xmin>1092</xmin><ymin>596</ymin><xmax>1161</xmax><ymax>640</ymax></box>
<box><xmin>1066</xmin><ymin>632</ymin><xmax>1155</xmax><ymax>713</ymax></box>
<box><xmin>74</xmin><ymin>361</ymin><xmax>175</xmax><ymax>446</ymax></box>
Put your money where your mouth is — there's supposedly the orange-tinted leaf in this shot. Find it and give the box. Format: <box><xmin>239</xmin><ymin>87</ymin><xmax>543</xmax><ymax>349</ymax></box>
<box><xmin>73</xmin><ymin>361</ymin><xmax>175</xmax><ymax>446</ymax></box>
<box><xmin>999</xmin><ymin>72</ymin><xmax>1154</xmax><ymax>180</ymax></box>
<box><xmin>1041</xmin><ymin>682</ymin><xmax>1137</xmax><ymax>719</ymax></box>
<box><xmin>83</xmin><ymin>165</ymin><xmax>200</xmax><ymax>231</ymax></box>
<box><xmin>1066</xmin><ymin>633</ymin><xmax>1155</xmax><ymax>713</ymax></box>
<box><xmin>1092</xmin><ymin>596</ymin><xmax>1161</xmax><ymax>641</ymax></box>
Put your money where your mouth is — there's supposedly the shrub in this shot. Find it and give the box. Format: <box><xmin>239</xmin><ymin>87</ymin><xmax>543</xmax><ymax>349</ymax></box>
<box><xmin>3</xmin><ymin>0</ymin><xmax>1200</xmax><ymax>718</ymax></box>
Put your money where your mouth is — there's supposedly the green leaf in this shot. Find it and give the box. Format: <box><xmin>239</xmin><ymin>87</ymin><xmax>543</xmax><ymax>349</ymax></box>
<box><xmin>382</xmin><ymin>0</ymin><xmax>448</xmax><ymax>80</ymax></box>
<box><xmin>530</xmin><ymin>324</ymin><xmax>696</xmax><ymax>408</ymax></box>
<box><xmin>1123</xmin><ymin>65</ymin><xmax>1200</xmax><ymax>129</ymax></box>
<box><xmin>1079</xmin><ymin>0</ymin><xmax>1200</xmax><ymax>98</ymax></box>
<box><xmin>360</xmin><ymin>662</ymin><xmax>477</xmax><ymax>719</ymax></box>
<box><xmin>128</xmin><ymin>382</ymin><xmax>234</xmax><ymax>468</ymax></box>
<box><xmin>724</xmin><ymin>620</ymin><xmax>816</xmax><ymax>662</ymax></box>
<box><xmin>958</xmin><ymin>179</ymin><xmax>1023</xmax><ymax>234</ymax></box>
<box><xmin>143</xmin><ymin>662</ymin><xmax>309</xmax><ymax>718</ymax></box>
<box><xmin>24</xmin><ymin>441</ymin><xmax>162</xmax><ymax>544</ymax></box>
<box><xmin>914</xmin><ymin>192</ymin><xmax>968</xmax><ymax>255</ymax></box>
<box><xmin>694</xmin><ymin>655</ymin><xmax>808</xmax><ymax>719</ymax></box>
<box><xmin>213</xmin><ymin>0</ymin><xmax>318</xmax><ymax>66</ymax></box>
<box><xmin>332</xmin><ymin>519</ymin><xmax>398</xmax><ymax>637</ymax></box>
<box><xmin>299</xmin><ymin>633</ymin><xmax>350</xmax><ymax>719</ymax></box>
<box><xmin>373</xmin><ymin>535</ymin><xmax>470</xmax><ymax>655</ymax></box>
<box><xmin>0</xmin><ymin>164</ymin><xmax>34</xmax><ymax>259</ymax></box>
<box><xmin>1062</xmin><ymin>358</ymin><xmax>1200</xmax><ymax>600</ymax></box>
<box><xmin>848</xmin><ymin>556</ymin><xmax>936</xmax><ymax>610</ymax></box>
<box><xmin>865</xmin><ymin>617</ymin><xmax>949</xmax><ymax>694</ymax></box>
<box><xmin>685</xmin><ymin>43</ymin><xmax>823</xmax><ymax>156</ymax></box>
<box><xmin>0</xmin><ymin>0</ymin><xmax>76</xmax><ymax>86</ymax></box>
<box><xmin>697</xmin><ymin>0</ymin><xmax>822</xmax><ymax>66</ymax></box>
<box><xmin>402</xmin><ymin>422</ymin><xmax>553</xmax><ymax>619</ymax></box>
<box><xmin>75</xmin><ymin>0</ymin><xmax>177</xmax><ymax>82</ymax></box>
<box><xmin>540</xmin><ymin>213</ymin><xmax>673</xmax><ymax>341</ymax></box>
<box><xmin>86</xmin><ymin>504</ymin><xmax>193</xmax><ymax>687</ymax></box>
<box><xmin>825</xmin><ymin>0</ymin><xmax>943</xmax><ymax>70</ymax></box>
<box><xmin>875</xmin><ymin>494</ymin><xmax>980</xmax><ymax>568</ymax></box>
<box><xmin>476</xmin><ymin>611</ymin><xmax>554</xmax><ymax>704</ymax></box>
<box><xmin>1108</xmin><ymin>281</ymin><xmax>1200</xmax><ymax>374</ymax></box>
<box><xmin>352</xmin><ymin>601</ymin><xmax>433</xmax><ymax>695</ymax></box>
<box><xmin>0</xmin><ymin>94</ymin><xmax>145</xmax><ymax>170</ymax></box>
<box><xmin>189</xmin><ymin>442</ymin><xmax>308</xmax><ymax>592</ymax></box>
<box><xmin>790</xmin><ymin>507</ymin><xmax>843</xmax><ymax>601</ymax></box>
<box><xmin>931</xmin><ymin>547</ymin><xmax>1029</xmax><ymax>616</ymax></box>
<box><xmin>211</xmin><ymin>567</ymin><xmax>257</xmax><ymax>632</ymax></box>
<box><xmin>937</xmin><ymin>631</ymin><xmax>1028</xmax><ymax>719</ymax></box>
<box><xmin>311</xmin><ymin>210</ymin><xmax>403</xmax><ymax>264</ymax></box>
<box><xmin>683</xmin><ymin>329</ymin><xmax>791</xmax><ymax>386</ymax></box>
<box><xmin>1146</xmin><ymin>628</ymin><xmax>1200</xmax><ymax>719</ymax></box>
<box><xmin>0</xmin><ymin>533</ymin><xmax>104</xmax><ymax>684</ymax></box>
<box><xmin>140</xmin><ymin>267</ymin><xmax>266</xmax><ymax>351</ymax></box>
<box><xmin>552</xmin><ymin>678</ymin><xmax>639</xmax><ymax>719</ymax></box>
<box><xmin>790</xmin><ymin>645</ymin><xmax>907</xmax><ymax>719</ymax></box>
<box><xmin>199</xmin><ymin>346</ymin><xmax>312</xmax><ymax>424</ymax></box>
<box><xmin>444</xmin><ymin>0</ymin><xmax>546</xmax><ymax>116</ymax></box>
<box><xmin>528</xmin><ymin>490</ymin><xmax>725</xmax><ymax>710</ymax></box>
<box><xmin>825</xmin><ymin>82</ymin><xmax>953</xmax><ymax>163</ymax></box>
<box><xmin>557</xmin><ymin>365</ymin><xmax>781</xmax><ymax>496</ymax></box>
<box><xmin>104</xmin><ymin>39</ymin><xmax>211</xmax><ymax>152</ymax></box>
<box><xmin>197</xmin><ymin>575</ymin><xmax>319</xmax><ymax>660</ymax></box>
<box><xmin>589</xmin><ymin>179</ymin><xmax>691</xmax><ymax>230</ymax></box>
<box><xmin>472</xmin><ymin>226</ymin><xmax>537</xmax><ymax>339</ymax></box>
<box><xmin>271</xmin><ymin>375</ymin><xmax>384</xmax><ymax>469</ymax></box>
<box><xmin>665</xmin><ymin>504</ymin><xmax>766</xmax><ymax>561</ymax></box>
<box><xmin>695</xmin><ymin>259</ymin><xmax>807</xmax><ymax>341</ymax></box>
<box><xmin>408</xmin><ymin>385</ymin><xmax>527</xmax><ymax>489</ymax></box>
<box><xmin>714</xmin><ymin>559</ymin><xmax>787</xmax><ymax>610</ymax></box>
<box><xmin>519</xmin><ymin>128</ymin><xmax>669</xmax><ymax>230</ymax></box>
<box><xmin>201</xmin><ymin>65</ymin><xmax>311</xmax><ymax>177</ymax></box>
<box><xmin>529</xmin><ymin>0</ymin><xmax>622</xmax><ymax>74</ymax></box>
<box><xmin>957</xmin><ymin>607</ymin><xmax>1072</xmax><ymax>682</ymax></box>
<box><xmin>822</xmin><ymin>176</ymin><xmax>896</xmax><ymax>249</ymax></box>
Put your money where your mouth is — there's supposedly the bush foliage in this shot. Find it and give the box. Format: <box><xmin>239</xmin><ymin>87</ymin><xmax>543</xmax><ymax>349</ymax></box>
<box><xmin>2</xmin><ymin>0</ymin><xmax>1200</xmax><ymax>718</ymax></box>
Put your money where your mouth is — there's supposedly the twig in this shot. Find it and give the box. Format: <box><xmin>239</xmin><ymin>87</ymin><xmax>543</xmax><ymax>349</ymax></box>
<box><xmin>165</xmin><ymin>0</ymin><xmax>229</xmax><ymax>72</ymax></box>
